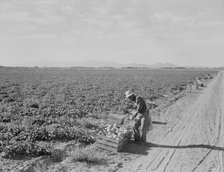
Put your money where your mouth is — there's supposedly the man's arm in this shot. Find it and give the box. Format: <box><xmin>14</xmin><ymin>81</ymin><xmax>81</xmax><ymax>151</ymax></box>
<box><xmin>130</xmin><ymin>111</ymin><xmax>138</xmax><ymax>120</ymax></box>
<box><xmin>130</xmin><ymin>97</ymin><xmax>144</xmax><ymax>119</ymax></box>
<box><xmin>132</xmin><ymin>111</ymin><xmax>138</xmax><ymax>118</ymax></box>
<box><xmin>136</xmin><ymin>97</ymin><xmax>145</xmax><ymax>113</ymax></box>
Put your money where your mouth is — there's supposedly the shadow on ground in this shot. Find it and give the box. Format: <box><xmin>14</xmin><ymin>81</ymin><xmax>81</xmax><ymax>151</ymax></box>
<box><xmin>152</xmin><ymin>121</ymin><xmax>167</xmax><ymax>125</ymax></box>
<box><xmin>122</xmin><ymin>142</ymin><xmax>224</xmax><ymax>155</ymax></box>
<box><xmin>149</xmin><ymin>142</ymin><xmax>224</xmax><ymax>151</ymax></box>
<box><xmin>121</xmin><ymin>142</ymin><xmax>151</xmax><ymax>155</ymax></box>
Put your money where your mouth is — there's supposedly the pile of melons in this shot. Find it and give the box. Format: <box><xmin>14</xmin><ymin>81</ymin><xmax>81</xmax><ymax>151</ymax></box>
<box><xmin>99</xmin><ymin>124</ymin><xmax>132</xmax><ymax>140</ymax></box>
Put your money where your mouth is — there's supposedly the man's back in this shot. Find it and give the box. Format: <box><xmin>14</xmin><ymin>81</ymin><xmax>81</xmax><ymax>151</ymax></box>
<box><xmin>135</xmin><ymin>96</ymin><xmax>148</xmax><ymax>114</ymax></box>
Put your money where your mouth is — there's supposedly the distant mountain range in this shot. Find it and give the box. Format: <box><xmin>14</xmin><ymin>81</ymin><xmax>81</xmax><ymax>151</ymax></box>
<box><xmin>74</xmin><ymin>60</ymin><xmax>123</xmax><ymax>68</ymax></box>
<box><xmin>19</xmin><ymin>60</ymin><xmax>213</xmax><ymax>69</ymax></box>
<box><xmin>124</xmin><ymin>62</ymin><xmax>179</xmax><ymax>68</ymax></box>
<box><xmin>25</xmin><ymin>60</ymin><xmax>181</xmax><ymax>68</ymax></box>
<box><xmin>78</xmin><ymin>61</ymin><xmax>180</xmax><ymax>68</ymax></box>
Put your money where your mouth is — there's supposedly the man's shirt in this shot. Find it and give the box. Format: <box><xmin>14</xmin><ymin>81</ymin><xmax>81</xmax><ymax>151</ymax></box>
<box><xmin>135</xmin><ymin>96</ymin><xmax>148</xmax><ymax>114</ymax></box>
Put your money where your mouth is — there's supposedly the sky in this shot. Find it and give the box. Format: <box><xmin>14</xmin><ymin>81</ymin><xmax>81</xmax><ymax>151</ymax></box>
<box><xmin>0</xmin><ymin>0</ymin><xmax>224</xmax><ymax>67</ymax></box>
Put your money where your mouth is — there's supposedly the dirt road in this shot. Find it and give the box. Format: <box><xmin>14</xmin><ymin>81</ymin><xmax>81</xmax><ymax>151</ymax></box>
<box><xmin>119</xmin><ymin>71</ymin><xmax>224</xmax><ymax>172</ymax></box>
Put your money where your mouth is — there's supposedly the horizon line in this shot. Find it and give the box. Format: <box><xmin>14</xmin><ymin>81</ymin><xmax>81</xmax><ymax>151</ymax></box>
<box><xmin>0</xmin><ymin>60</ymin><xmax>221</xmax><ymax>68</ymax></box>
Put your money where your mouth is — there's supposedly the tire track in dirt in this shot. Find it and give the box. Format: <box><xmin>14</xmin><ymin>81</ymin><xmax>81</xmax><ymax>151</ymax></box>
<box><xmin>163</xmin><ymin>71</ymin><xmax>224</xmax><ymax>172</ymax></box>
<box><xmin>142</xmin><ymin>85</ymin><xmax>212</xmax><ymax>172</ymax></box>
<box><xmin>192</xmin><ymin>71</ymin><xmax>224</xmax><ymax>172</ymax></box>
<box><xmin>119</xmin><ymin>71</ymin><xmax>224</xmax><ymax>172</ymax></box>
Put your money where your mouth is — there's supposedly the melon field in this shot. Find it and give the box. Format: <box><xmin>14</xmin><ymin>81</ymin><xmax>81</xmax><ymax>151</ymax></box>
<box><xmin>0</xmin><ymin>67</ymin><xmax>218</xmax><ymax>171</ymax></box>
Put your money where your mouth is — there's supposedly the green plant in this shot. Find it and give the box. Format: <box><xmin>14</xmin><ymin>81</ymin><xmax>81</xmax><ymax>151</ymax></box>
<box><xmin>69</xmin><ymin>146</ymin><xmax>105</xmax><ymax>164</ymax></box>
<box><xmin>3</xmin><ymin>141</ymin><xmax>51</xmax><ymax>158</ymax></box>
<box><xmin>76</xmin><ymin>118</ymin><xmax>98</xmax><ymax>129</ymax></box>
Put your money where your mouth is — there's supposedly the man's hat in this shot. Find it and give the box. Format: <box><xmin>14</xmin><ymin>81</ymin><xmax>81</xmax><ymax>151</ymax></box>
<box><xmin>125</xmin><ymin>90</ymin><xmax>134</xmax><ymax>98</ymax></box>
